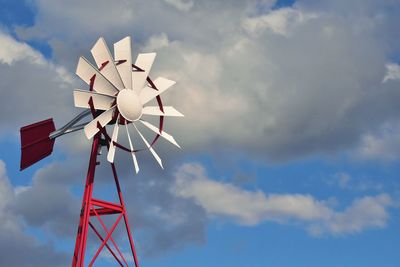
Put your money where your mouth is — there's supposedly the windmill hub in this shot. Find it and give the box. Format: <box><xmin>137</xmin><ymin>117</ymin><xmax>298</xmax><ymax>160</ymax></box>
<box><xmin>116</xmin><ymin>89</ymin><xmax>143</xmax><ymax>121</ymax></box>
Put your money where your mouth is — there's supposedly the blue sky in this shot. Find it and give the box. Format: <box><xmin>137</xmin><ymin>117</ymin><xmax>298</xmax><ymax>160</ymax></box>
<box><xmin>0</xmin><ymin>0</ymin><xmax>400</xmax><ymax>266</ymax></box>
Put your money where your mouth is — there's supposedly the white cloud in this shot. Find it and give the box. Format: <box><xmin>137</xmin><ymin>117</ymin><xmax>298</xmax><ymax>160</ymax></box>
<box><xmin>173</xmin><ymin>163</ymin><xmax>330</xmax><ymax>225</ymax></box>
<box><xmin>144</xmin><ymin>32</ymin><xmax>170</xmax><ymax>51</ymax></box>
<box><xmin>355</xmin><ymin>121</ymin><xmax>400</xmax><ymax>161</ymax></box>
<box><xmin>0</xmin><ymin>33</ymin><xmax>45</xmax><ymax>65</ymax></box>
<box><xmin>0</xmin><ymin>31</ymin><xmax>73</xmax><ymax>84</ymax></box>
<box><xmin>0</xmin><ymin>160</ymin><xmax>19</xmax><ymax>232</ymax></box>
<box><xmin>383</xmin><ymin>63</ymin><xmax>400</xmax><ymax>83</ymax></box>
<box><xmin>0</xmin><ymin>30</ymin><xmax>75</xmax><ymax>135</ymax></box>
<box><xmin>242</xmin><ymin>7</ymin><xmax>318</xmax><ymax>36</ymax></box>
<box><xmin>329</xmin><ymin>172</ymin><xmax>383</xmax><ymax>191</ymax></box>
<box><xmin>163</xmin><ymin>0</ymin><xmax>194</xmax><ymax>12</ymax></box>
<box><xmin>310</xmin><ymin>194</ymin><xmax>391</xmax><ymax>235</ymax></box>
<box><xmin>172</xmin><ymin>162</ymin><xmax>393</xmax><ymax>235</ymax></box>
<box><xmin>0</xmin><ymin>160</ymin><xmax>69</xmax><ymax>266</ymax></box>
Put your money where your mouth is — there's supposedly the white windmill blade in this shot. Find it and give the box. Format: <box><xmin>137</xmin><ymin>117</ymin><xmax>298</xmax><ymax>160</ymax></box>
<box><xmin>125</xmin><ymin>123</ymin><xmax>139</xmax><ymax>173</ymax></box>
<box><xmin>74</xmin><ymin>89</ymin><xmax>115</xmax><ymax>110</ymax></box>
<box><xmin>132</xmin><ymin>53</ymin><xmax>156</xmax><ymax>93</ymax></box>
<box><xmin>84</xmin><ymin>106</ymin><xmax>116</xmax><ymax>139</ymax></box>
<box><xmin>91</xmin><ymin>37</ymin><xmax>124</xmax><ymax>90</ymax></box>
<box><xmin>142</xmin><ymin>106</ymin><xmax>184</xmax><ymax>117</ymax></box>
<box><xmin>138</xmin><ymin>119</ymin><xmax>180</xmax><ymax>148</ymax></box>
<box><xmin>114</xmin><ymin>36</ymin><xmax>132</xmax><ymax>89</ymax></box>
<box><xmin>133</xmin><ymin>123</ymin><xmax>163</xmax><ymax>169</ymax></box>
<box><xmin>107</xmin><ymin>116</ymin><xmax>120</xmax><ymax>163</ymax></box>
<box><xmin>140</xmin><ymin>77</ymin><xmax>176</xmax><ymax>105</ymax></box>
<box><xmin>76</xmin><ymin>56</ymin><xmax>118</xmax><ymax>96</ymax></box>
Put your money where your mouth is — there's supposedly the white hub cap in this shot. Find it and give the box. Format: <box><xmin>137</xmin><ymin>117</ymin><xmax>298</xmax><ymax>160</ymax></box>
<box><xmin>116</xmin><ymin>89</ymin><xmax>143</xmax><ymax>121</ymax></box>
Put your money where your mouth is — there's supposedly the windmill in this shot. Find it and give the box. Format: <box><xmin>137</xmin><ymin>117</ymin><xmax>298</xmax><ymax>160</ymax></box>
<box><xmin>20</xmin><ymin>36</ymin><xmax>183</xmax><ymax>267</ymax></box>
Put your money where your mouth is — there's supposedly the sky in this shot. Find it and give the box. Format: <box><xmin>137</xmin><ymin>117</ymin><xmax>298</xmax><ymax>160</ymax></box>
<box><xmin>0</xmin><ymin>0</ymin><xmax>400</xmax><ymax>266</ymax></box>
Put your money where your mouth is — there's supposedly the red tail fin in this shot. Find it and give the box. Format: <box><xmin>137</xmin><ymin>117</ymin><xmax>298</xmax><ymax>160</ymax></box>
<box><xmin>20</xmin><ymin>119</ymin><xmax>56</xmax><ymax>171</ymax></box>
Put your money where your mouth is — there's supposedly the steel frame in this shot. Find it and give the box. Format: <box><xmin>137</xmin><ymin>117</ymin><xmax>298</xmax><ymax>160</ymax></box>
<box><xmin>72</xmin><ymin>134</ymin><xmax>139</xmax><ymax>267</ymax></box>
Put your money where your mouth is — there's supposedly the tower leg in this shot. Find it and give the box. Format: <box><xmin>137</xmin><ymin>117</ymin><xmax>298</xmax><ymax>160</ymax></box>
<box><xmin>72</xmin><ymin>136</ymin><xmax>99</xmax><ymax>267</ymax></box>
<box><xmin>111</xmin><ymin>163</ymin><xmax>140</xmax><ymax>267</ymax></box>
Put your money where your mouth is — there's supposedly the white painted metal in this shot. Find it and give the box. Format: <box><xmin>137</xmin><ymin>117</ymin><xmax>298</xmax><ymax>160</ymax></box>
<box><xmin>76</xmin><ymin>57</ymin><xmax>118</xmax><ymax>96</ymax></box>
<box><xmin>91</xmin><ymin>37</ymin><xmax>124</xmax><ymax>90</ymax></box>
<box><xmin>125</xmin><ymin>124</ymin><xmax>139</xmax><ymax>173</ymax></box>
<box><xmin>142</xmin><ymin>106</ymin><xmax>184</xmax><ymax>117</ymax></box>
<box><xmin>84</xmin><ymin>106</ymin><xmax>116</xmax><ymax>139</ymax></box>
<box><xmin>107</xmin><ymin>116</ymin><xmax>120</xmax><ymax>163</ymax></box>
<box><xmin>114</xmin><ymin>37</ymin><xmax>132</xmax><ymax>89</ymax></box>
<box><xmin>132</xmin><ymin>53</ymin><xmax>156</xmax><ymax>93</ymax></box>
<box><xmin>139</xmin><ymin>77</ymin><xmax>176</xmax><ymax>104</ymax></box>
<box><xmin>74</xmin><ymin>36</ymin><xmax>183</xmax><ymax>173</ymax></box>
<box><xmin>139</xmin><ymin>120</ymin><xmax>180</xmax><ymax>148</ymax></box>
<box><xmin>116</xmin><ymin>89</ymin><xmax>143</xmax><ymax>121</ymax></box>
<box><xmin>74</xmin><ymin>89</ymin><xmax>115</xmax><ymax>110</ymax></box>
<box><xmin>133</xmin><ymin>123</ymin><xmax>163</xmax><ymax>169</ymax></box>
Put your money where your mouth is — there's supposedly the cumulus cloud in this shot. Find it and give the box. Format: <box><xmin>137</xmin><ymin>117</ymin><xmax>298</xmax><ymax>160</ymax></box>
<box><xmin>355</xmin><ymin>121</ymin><xmax>400</xmax><ymax>161</ymax></box>
<box><xmin>0</xmin><ymin>33</ymin><xmax>45</xmax><ymax>65</ymax></box>
<box><xmin>0</xmin><ymin>30</ymin><xmax>75</xmax><ymax>136</ymax></box>
<box><xmin>163</xmin><ymin>0</ymin><xmax>194</xmax><ymax>12</ymax></box>
<box><xmin>242</xmin><ymin>7</ymin><xmax>318</xmax><ymax>36</ymax></box>
<box><xmin>328</xmin><ymin>172</ymin><xmax>383</xmax><ymax>191</ymax></box>
<box><xmin>310</xmin><ymin>194</ymin><xmax>391</xmax><ymax>235</ymax></box>
<box><xmin>172</xmin><ymin>163</ymin><xmax>393</xmax><ymax>235</ymax></box>
<box><xmin>173</xmin><ymin>162</ymin><xmax>330</xmax><ymax>225</ymax></box>
<box><xmin>14</xmin><ymin>162</ymin><xmax>81</xmax><ymax>237</ymax></box>
<box><xmin>383</xmin><ymin>63</ymin><xmax>400</xmax><ymax>83</ymax></box>
<box><xmin>0</xmin><ymin>160</ymin><xmax>69</xmax><ymax>266</ymax></box>
<box><xmin>9</xmin><ymin>0</ymin><xmax>400</xmax><ymax>162</ymax></box>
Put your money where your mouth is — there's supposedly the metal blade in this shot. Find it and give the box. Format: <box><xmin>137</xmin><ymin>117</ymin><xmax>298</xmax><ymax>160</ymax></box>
<box><xmin>107</xmin><ymin>116</ymin><xmax>119</xmax><ymax>163</ymax></box>
<box><xmin>125</xmin><ymin>123</ymin><xmax>139</xmax><ymax>174</ymax></box>
<box><xmin>132</xmin><ymin>53</ymin><xmax>156</xmax><ymax>93</ymax></box>
<box><xmin>91</xmin><ymin>37</ymin><xmax>124</xmax><ymax>90</ymax></box>
<box><xmin>133</xmin><ymin>123</ymin><xmax>163</xmax><ymax>169</ymax></box>
<box><xmin>139</xmin><ymin>77</ymin><xmax>176</xmax><ymax>105</ymax></box>
<box><xmin>142</xmin><ymin>106</ymin><xmax>184</xmax><ymax>117</ymax></box>
<box><xmin>74</xmin><ymin>89</ymin><xmax>115</xmax><ymax>110</ymax></box>
<box><xmin>76</xmin><ymin>56</ymin><xmax>118</xmax><ymax>96</ymax></box>
<box><xmin>84</xmin><ymin>106</ymin><xmax>116</xmax><ymax>139</ymax></box>
<box><xmin>139</xmin><ymin>120</ymin><xmax>180</xmax><ymax>148</ymax></box>
<box><xmin>114</xmin><ymin>36</ymin><xmax>132</xmax><ymax>89</ymax></box>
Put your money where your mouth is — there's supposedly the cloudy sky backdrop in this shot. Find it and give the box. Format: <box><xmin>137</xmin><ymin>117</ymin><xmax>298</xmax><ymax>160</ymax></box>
<box><xmin>0</xmin><ymin>0</ymin><xmax>400</xmax><ymax>266</ymax></box>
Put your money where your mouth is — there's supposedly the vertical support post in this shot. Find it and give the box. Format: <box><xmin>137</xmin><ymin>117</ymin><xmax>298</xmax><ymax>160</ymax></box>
<box><xmin>72</xmin><ymin>135</ymin><xmax>99</xmax><ymax>267</ymax></box>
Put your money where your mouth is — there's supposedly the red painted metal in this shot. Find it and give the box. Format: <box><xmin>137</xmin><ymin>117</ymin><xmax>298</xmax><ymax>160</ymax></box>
<box><xmin>72</xmin><ymin>134</ymin><xmax>140</xmax><ymax>267</ymax></box>
<box><xmin>99</xmin><ymin>61</ymin><xmax>109</xmax><ymax>71</ymax></box>
<box><xmin>89</xmin><ymin>75</ymin><xmax>96</xmax><ymax>92</ymax></box>
<box><xmin>92</xmin><ymin>208</ymin><xmax>129</xmax><ymax>266</ymax></box>
<box><xmin>89</xmin><ymin>222</ymin><xmax>124</xmax><ymax>267</ymax></box>
<box><xmin>20</xmin><ymin>118</ymin><xmax>56</xmax><ymax>170</ymax></box>
<box><xmin>89</xmin><ymin>214</ymin><xmax>123</xmax><ymax>266</ymax></box>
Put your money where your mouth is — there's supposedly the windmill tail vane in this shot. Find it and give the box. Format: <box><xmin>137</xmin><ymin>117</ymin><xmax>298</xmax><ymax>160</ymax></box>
<box><xmin>20</xmin><ymin>109</ymin><xmax>90</xmax><ymax>170</ymax></box>
<box><xmin>19</xmin><ymin>36</ymin><xmax>183</xmax><ymax>267</ymax></box>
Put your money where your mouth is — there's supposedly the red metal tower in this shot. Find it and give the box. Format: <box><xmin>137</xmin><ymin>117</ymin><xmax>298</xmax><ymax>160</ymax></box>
<box><xmin>72</xmin><ymin>135</ymin><xmax>139</xmax><ymax>267</ymax></box>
